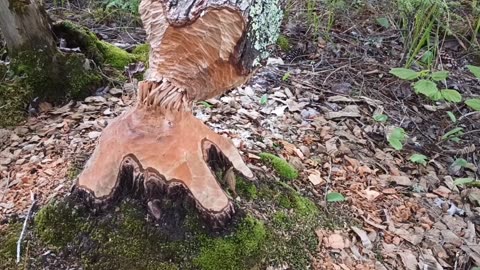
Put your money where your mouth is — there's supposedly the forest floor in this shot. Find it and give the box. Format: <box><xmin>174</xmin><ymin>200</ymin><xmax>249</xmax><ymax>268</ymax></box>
<box><xmin>1</xmin><ymin>1</ymin><xmax>480</xmax><ymax>270</ymax></box>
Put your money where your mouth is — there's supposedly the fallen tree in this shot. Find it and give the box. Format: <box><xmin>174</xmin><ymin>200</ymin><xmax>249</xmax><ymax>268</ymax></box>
<box><xmin>74</xmin><ymin>0</ymin><xmax>284</xmax><ymax>227</ymax></box>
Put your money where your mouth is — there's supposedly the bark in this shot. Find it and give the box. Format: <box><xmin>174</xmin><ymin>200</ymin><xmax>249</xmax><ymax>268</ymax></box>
<box><xmin>74</xmin><ymin>0</ymin><xmax>283</xmax><ymax>227</ymax></box>
<box><xmin>0</xmin><ymin>0</ymin><xmax>56</xmax><ymax>57</ymax></box>
<box><xmin>0</xmin><ymin>0</ymin><xmax>101</xmax><ymax>103</ymax></box>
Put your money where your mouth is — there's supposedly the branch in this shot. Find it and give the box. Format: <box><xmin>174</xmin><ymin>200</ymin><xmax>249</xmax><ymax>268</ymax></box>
<box><xmin>16</xmin><ymin>191</ymin><xmax>37</xmax><ymax>264</ymax></box>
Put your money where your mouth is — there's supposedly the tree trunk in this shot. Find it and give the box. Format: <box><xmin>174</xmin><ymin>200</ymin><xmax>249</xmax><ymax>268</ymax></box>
<box><xmin>74</xmin><ymin>0</ymin><xmax>283</xmax><ymax>228</ymax></box>
<box><xmin>0</xmin><ymin>0</ymin><xmax>56</xmax><ymax>57</ymax></box>
<box><xmin>0</xmin><ymin>0</ymin><xmax>101</xmax><ymax>102</ymax></box>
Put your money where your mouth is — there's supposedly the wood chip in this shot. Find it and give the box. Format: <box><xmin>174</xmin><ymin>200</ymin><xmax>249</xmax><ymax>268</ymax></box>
<box><xmin>351</xmin><ymin>226</ymin><xmax>373</xmax><ymax>249</ymax></box>
<box><xmin>307</xmin><ymin>170</ymin><xmax>324</xmax><ymax>186</ymax></box>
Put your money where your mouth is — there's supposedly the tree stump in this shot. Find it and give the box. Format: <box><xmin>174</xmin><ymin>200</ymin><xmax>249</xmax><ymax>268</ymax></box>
<box><xmin>74</xmin><ymin>0</ymin><xmax>283</xmax><ymax>227</ymax></box>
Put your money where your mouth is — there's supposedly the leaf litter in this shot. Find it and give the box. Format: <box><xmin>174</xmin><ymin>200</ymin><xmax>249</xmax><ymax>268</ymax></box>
<box><xmin>2</xmin><ymin>1</ymin><xmax>480</xmax><ymax>270</ymax></box>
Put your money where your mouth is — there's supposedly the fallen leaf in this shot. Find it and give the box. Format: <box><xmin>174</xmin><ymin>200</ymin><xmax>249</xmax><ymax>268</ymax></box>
<box><xmin>350</xmin><ymin>226</ymin><xmax>373</xmax><ymax>249</ymax></box>
<box><xmin>327</xmin><ymin>233</ymin><xmax>346</xmax><ymax>249</ymax></box>
<box><xmin>432</xmin><ymin>186</ymin><xmax>451</xmax><ymax>198</ymax></box>
<box><xmin>362</xmin><ymin>187</ymin><xmax>381</xmax><ymax>201</ymax></box>
<box><xmin>398</xmin><ymin>250</ymin><xmax>418</xmax><ymax>270</ymax></box>
<box><xmin>325</xmin><ymin>105</ymin><xmax>361</xmax><ymax>120</ymax></box>
<box><xmin>308</xmin><ymin>170</ymin><xmax>324</xmax><ymax>186</ymax></box>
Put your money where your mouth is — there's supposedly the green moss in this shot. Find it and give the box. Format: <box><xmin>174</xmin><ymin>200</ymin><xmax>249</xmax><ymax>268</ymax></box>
<box><xmin>276</xmin><ymin>35</ymin><xmax>291</xmax><ymax>51</ymax></box>
<box><xmin>35</xmin><ymin>200</ymin><xmax>86</xmax><ymax>247</ymax></box>
<box><xmin>0</xmin><ymin>80</ymin><xmax>30</xmax><ymax>127</ymax></box>
<box><xmin>194</xmin><ymin>216</ymin><xmax>266</xmax><ymax>270</ymax></box>
<box><xmin>30</xmin><ymin>175</ymin><xmax>346</xmax><ymax>269</ymax></box>
<box><xmin>54</xmin><ymin>21</ymin><xmax>142</xmax><ymax>70</ymax></box>
<box><xmin>236</xmin><ymin>177</ymin><xmax>258</xmax><ymax>200</ymax></box>
<box><xmin>11</xmin><ymin>49</ymin><xmax>101</xmax><ymax>103</ymax></box>
<box><xmin>0</xmin><ymin>223</ymin><xmax>22</xmax><ymax>267</ymax></box>
<box><xmin>132</xmin><ymin>44</ymin><xmax>150</xmax><ymax>63</ymax></box>
<box><xmin>64</xmin><ymin>54</ymin><xmax>102</xmax><ymax>99</ymax></box>
<box><xmin>97</xmin><ymin>41</ymin><xmax>138</xmax><ymax>69</ymax></box>
<box><xmin>259</xmin><ymin>152</ymin><xmax>299</xmax><ymax>180</ymax></box>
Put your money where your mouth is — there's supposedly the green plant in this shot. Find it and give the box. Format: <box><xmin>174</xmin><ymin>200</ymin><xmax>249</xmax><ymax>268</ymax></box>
<box><xmin>326</xmin><ymin>192</ymin><xmax>345</xmax><ymax>202</ymax></box>
<box><xmin>306</xmin><ymin>0</ymin><xmax>321</xmax><ymax>40</ymax></box>
<box><xmin>103</xmin><ymin>0</ymin><xmax>141</xmax><ymax>15</ymax></box>
<box><xmin>282</xmin><ymin>72</ymin><xmax>291</xmax><ymax>81</ymax></box>
<box><xmin>373</xmin><ymin>114</ymin><xmax>388</xmax><ymax>122</ymax></box>
<box><xmin>389</xmin><ymin>68</ymin><xmax>461</xmax><ymax>103</ymax></box>
<box><xmin>454</xmin><ymin>177</ymin><xmax>474</xmax><ymax>186</ymax></box>
<box><xmin>409</xmin><ymin>153</ymin><xmax>428</xmax><ymax>165</ymax></box>
<box><xmin>452</xmin><ymin>158</ymin><xmax>476</xmax><ymax>171</ymax></box>
<box><xmin>465</xmin><ymin>99</ymin><xmax>480</xmax><ymax>111</ymax></box>
<box><xmin>198</xmin><ymin>101</ymin><xmax>213</xmax><ymax>109</ymax></box>
<box><xmin>376</xmin><ymin>17</ymin><xmax>390</xmax><ymax>28</ymax></box>
<box><xmin>446</xmin><ymin>111</ymin><xmax>456</xmax><ymax>123</ymax></box>
<box><xmin>396</xmin><ymin>0</ymin><xmax>447</xmax><ymax>68</ymax></box>
<box><xmin>442</xmin><ymin>127</ymin><xmax>463</xmax><ymax>142</ymax></box>
<box><xmin>467</xmin><ymin>65</ymin><xmax>480</xmax><ymax>78</ymax></box>
<box><xmin>387</xmin><ymin>127</ymin><xmax>406</xmax><ymax>150</ymax></box>
<box><xmin>260</xmin><ymin>94</ymin><xmax>268</xmax><ymax>105</ymax></box>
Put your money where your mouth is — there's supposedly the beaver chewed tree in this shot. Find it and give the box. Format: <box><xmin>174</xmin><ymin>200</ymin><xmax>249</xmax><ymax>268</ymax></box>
<box><xmin>74</xmin><ymin>0</ymin><xmax>283</xmax><ymax>227</ymax></box>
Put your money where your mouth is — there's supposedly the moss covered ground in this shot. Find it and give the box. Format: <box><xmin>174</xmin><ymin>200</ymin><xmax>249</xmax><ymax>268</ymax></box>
<box><xmin>0</xmin><ymin>175</ymin><xmax>353</xmax><ymax>270</ymax></box>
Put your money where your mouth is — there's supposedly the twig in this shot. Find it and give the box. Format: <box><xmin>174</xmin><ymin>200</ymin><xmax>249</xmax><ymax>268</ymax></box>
<box><xmin>16</xmin><ymin>191</ymin><xmax>37</xmax><ymax>264</ymax></box>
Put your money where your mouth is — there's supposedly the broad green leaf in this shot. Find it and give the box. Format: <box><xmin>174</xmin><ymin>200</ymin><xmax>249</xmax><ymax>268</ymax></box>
<box><xmin>431</xmin><ymin>91</ymin><xmax>444</xmax><ymax>101</ymax></box>
<box><xmin>260</xmin><ymin>94</ymin><xmax>268</xmax><ymax>105</ymax></box>
<box><xmin>465</xmin><ymin>99</ymin><xmax>480</xmax><ymax>111</ymax></box>
<box><xmin>389</xmin><ymin>139</ymin><xmax>403</xmax><ymax>150</ymax></box>
<box><xmin>440</xmin><ymin>89</ymin><xmax>462</xmax><ymax>103</ymax></box>
<box><xmin>421</xmin><ymin>51</ymin><xmax>433</xmax><ymax>65</ymax></box>
<box><xmin>373</xmin><ymin>114</ymin><xmax>388</xmax><ymax>122</ymax></box>
<box><xmin>414</xmin><ymin>80</ymin><xmax>438</xmax><ymax>98</ymax></box>
<box><xmin>453</xmin><ymin>158</ymin><xmax>476</xmax><ymax>171</ymax></box>
<box><xmin>467</xmin><ymin>65</ymin><xmax>480</xmax><ymax>78</ymax></box>
<box><xmin>450</xmin><ymin>137</ymin><xmax>461</xmax><ymax>143</ymax></box>
<box><xmin>453</xmin><ymin>158</ymin><xmax>468</xmax><ymax>167</ymax></box>
<box><xmin>409</xmin><ymin>153</ymin><xmax>427</xmax><ymax>166</ymax></box>
<box><xmin>388</xmin><ymin>127</ymin><xmax>406</xmax><ymax>150</ymax></box>
<box><xmin>431</xmin><ymin>71</ymin><xmax>449</xmax><ymax>81</ymax></box>
<box><xmin>442</xmin><ymin>127</ymin><xmax>463</xmax><ymax>140</ymax></box>
<box><xmin>446</xmin><ymin>111</ymin><xmax>456</xmax><ymax>123</ymax></box>
<box><xmin>389</xmin><ymin>68</ymin><xmax>420</xmax><ymax>80</ymax></box>
<box><xmin>376</xmin><ymin>17</ymin><xmax>390</xmax><ymax>28</ymax></box>
<box><xmin>454</xmin><ymin>178</ymin><xmax>474</xmax><ymax>186</ymax></box>
<box><xmin>326</xmin><ymin>192</ymin><xmax>346</xmax><ymax>202</ymax></box>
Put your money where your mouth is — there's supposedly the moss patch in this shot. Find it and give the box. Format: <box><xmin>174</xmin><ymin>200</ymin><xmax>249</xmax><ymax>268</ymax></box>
<box><xmin>259</xmin><ymin>152</ymin><xmax>299</xmax><ymax>180</ymax></box>
<box><xmin>276</xmin><ymin>34</ymin><xmax>291</xmax><ymax>51</ymax></box>
<box><xmin>236</xmin><ymin>177</ymin><xmax>258</xmax><ymax>200</ymax></box>
<box><xmin>194</xmin><ymin>216</ymin><xmax>266</xmax><ymax>270</ymax></box>
<box><xmin>11</xmin><ymin>49</ymin><xmax>101</xmax><ymax>103</ymax></box>
<box><xmin>0</xmin><ymin>80</ymin><xmax>30</xmax><ymax>127</ymax></box>
<box><xmin>0</xmin><ymin>223</ymin><xmax>22</xmax><ymax>268</ymax></box>
<box><xmin>25</xmin><ymin>173</ymin><xmax>354</xmax><ymax>269</ymax></box>
<box><xmin>53</xmin><ymin>21</ymin><xmax>142</xmax><ymax>69</ymax></box>
<box><xmin>132</xmin><ymin>44</ymin><xmax>150</xmax><ymax>63</ymax></box>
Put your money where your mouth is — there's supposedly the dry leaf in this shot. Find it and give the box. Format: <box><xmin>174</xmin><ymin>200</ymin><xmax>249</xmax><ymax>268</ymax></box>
<box><xmin>362</xmin><ymin>187</ymin><xmax>381</xmax><ymax>201</ymax></box>
<box><xmin>308</xmin><ymin>170</ymin><xmax>324</xmax><ymax>186</ymax></box>
<box><xmin>398</xmin><ymin>250</ymin><xmax>418</xmax><ymax>270</ymax></box>
<box><xmin>351</xmin><ymin>226</ymin><xmax>373</xmax><ymax>249</ymax></box>
<box><xmin>327</xmin><ymin>233</ymin><xmax>346</xmax><ymax>249</ymax></box>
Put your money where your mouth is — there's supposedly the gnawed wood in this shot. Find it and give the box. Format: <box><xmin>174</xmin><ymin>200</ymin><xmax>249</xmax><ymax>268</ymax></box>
<box><xmin>74</xmin><ymin>0</ymin><xmax>281</xmax><ymax>226</ymax></box>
